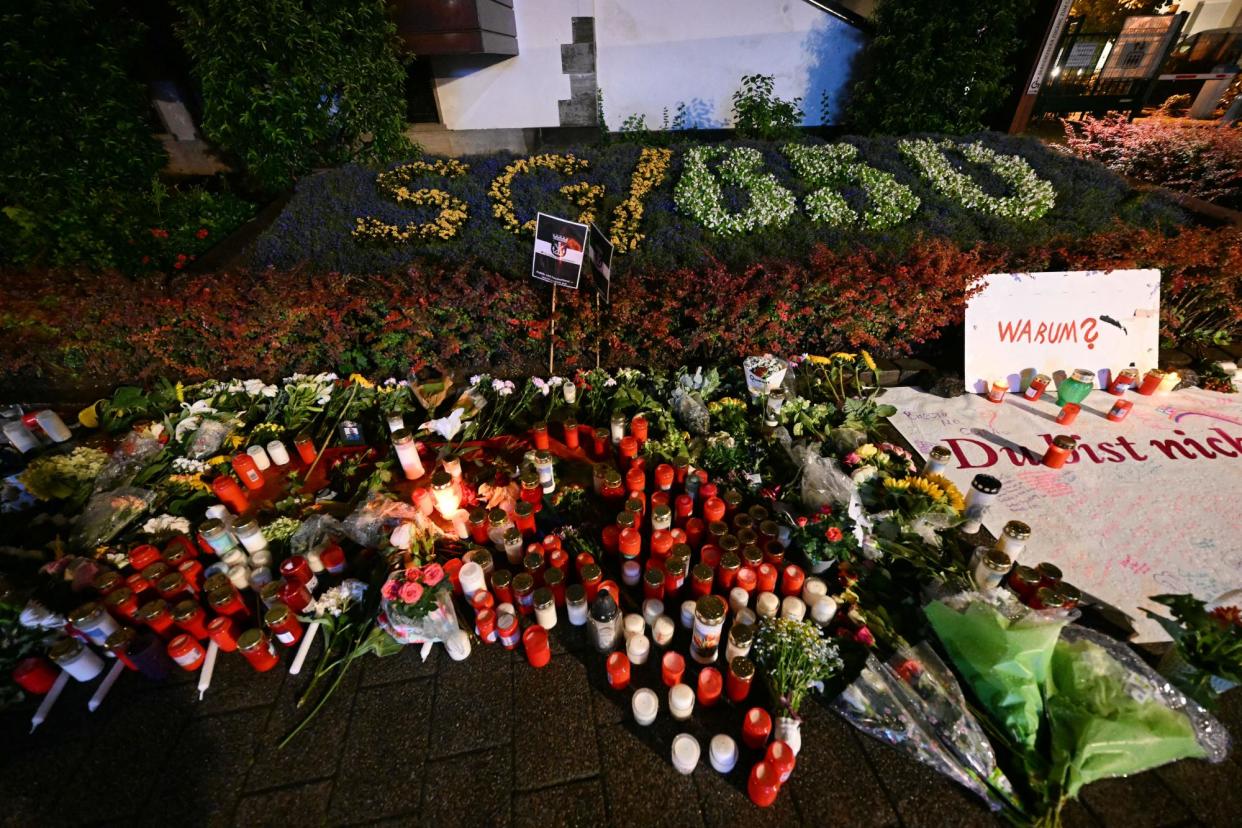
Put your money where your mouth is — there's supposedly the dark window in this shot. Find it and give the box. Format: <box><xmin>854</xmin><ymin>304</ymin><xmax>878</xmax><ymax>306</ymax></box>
<box><xmin>405</xmin><ymin>58</ymin><xmax>440</xmax><ymax>123</ymax></box>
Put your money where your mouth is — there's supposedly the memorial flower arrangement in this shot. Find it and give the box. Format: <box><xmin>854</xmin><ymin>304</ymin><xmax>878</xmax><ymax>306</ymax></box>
<box><xmin>0</xmin><ymin>353</ymin><xmax>1230</xmax><ymax>817</ymax></box>
<box><xmin>1145</xmin><ymin>593</ymin><xmax>1242</xmax><ymax>709</ymax></box>
<box><xmin>488</xmin><ymin>153</ymin><xmax>598</xmax><ymax>234</ymax></box>
<box><xmin>17</xmin><ymin>447</ymin><xmax>107</xmax><ymax>505</ymax></box>
<box><xmin>783</xmin><ymin>142</ymin><xmax>920</xmax><ymax>230</ymax></box>
<box><xmin>609</xmin><ymin>147</ymin><xmax>672</xmax><ymax>252</ymax></box>
<box><xmin>782</xmin><ymin>504</ymin><xmax>861</xmax><ymax>567</ymax></box>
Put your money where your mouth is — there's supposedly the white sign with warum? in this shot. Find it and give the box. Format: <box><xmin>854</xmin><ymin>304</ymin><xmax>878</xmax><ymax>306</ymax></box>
<box><xmin>964</xmin><ymin>269</ymin><xmax>1160</xmax><ymax>395</ymax></box>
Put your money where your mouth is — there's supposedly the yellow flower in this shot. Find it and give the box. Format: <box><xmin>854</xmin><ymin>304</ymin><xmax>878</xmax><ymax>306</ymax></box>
<box><xmin>206</xmin><ymin>455</ymin><xmax>228</xmax><ymax>466</ymax></box>
<box><xmin>883</xmin><ymin>477</ymin><xmax>910</xmax><ymax>491</ymax></box>
<box><xmin>806</xmin><ymin>354</ymin><xmax>831</xmax><ymax>365</ymax></box>
<box><xmin>861</xmin><ymin>351</ymin><xmax>877</xmax><ymax>373</ymax></box>
<box><xmin>921</xmin><ymin>473</ymin><xmax>966</xmax><ymax>512</ymax></box>
<box><xmin>228</xmin><ymin>435</ymin><xmax>245</xmax><ymax>449</ymax></box>
<box><xmin>174</xmin><ymin>381</ymin><xmax>185</xmax><ymax>403</ymax></box>
<box><xmin>856</xmin><ymin>443</ymin><xmax>878</xmax><ymax>459</ymax></box>
<box><xmin>349</xmin><ymin>373</ymin><xmax>375</xmax><ymax>389</ymax></box>
<box><xmin>830</xmin><ymin>352</ymin><xmax>857</xmax><ymax>362</ymax></box>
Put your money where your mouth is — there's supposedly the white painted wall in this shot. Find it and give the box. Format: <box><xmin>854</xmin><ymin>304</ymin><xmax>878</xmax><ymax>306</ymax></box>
<box><xmin>431</xmin><ymin>0</ymin><xmax>588</xmax><ymax>130</ymax></box>
<box><xmin>1184</xmin><ymin>0</ymin><xmax>1242</xmax><ymax>35</ymax></box>
<box><xmin>596</xmin><ymin>0</ymin><xmax>865</xmax><ymax>128</ymax></box>
<box><xmin>429</xmin><ymin>0</ymin><xmax>866</xmax><ymax>131</ymax></box>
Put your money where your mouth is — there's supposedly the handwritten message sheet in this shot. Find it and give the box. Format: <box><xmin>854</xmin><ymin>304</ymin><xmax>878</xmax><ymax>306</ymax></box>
<box><xmin>964</xmin><ymin>270</ymin><xmax>1160</xmax><ymax>394</ymax></box>
<box><xmin>883</xmin><ymin>385</ymin><xmax>1242</xmax><ymax>641</ymax></box>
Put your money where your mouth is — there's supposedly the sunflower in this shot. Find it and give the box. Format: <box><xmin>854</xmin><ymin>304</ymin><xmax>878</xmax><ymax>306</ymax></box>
<box><xmin>861</xmin><ymin>351</ymin><xmax>878</xmax><ymax>373</ymax></box>
<box><xmin>829</xmin><ymin>352</ymin><xmax>857</xmax><ymax>362</ymax></box>
<box><xmin>806</xmin><ymin>354</ymin><xmax>831</xmax><ymax>365</ymax></box>
<box><xmin>921</xmin><ymin>473</ymin><xmax>967</xmax><ymax>513</ymax></box>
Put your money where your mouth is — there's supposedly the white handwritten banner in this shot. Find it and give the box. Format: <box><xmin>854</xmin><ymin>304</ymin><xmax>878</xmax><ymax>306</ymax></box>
<box><xmin>883</xmin><ymin>385</ymin><xmax>1242</xmax><ymax>642</ymax></box>
<box><xmin>964</xmin><ymin>270</ymin><xmax>1160</xmax><ymax>394</ymax></box>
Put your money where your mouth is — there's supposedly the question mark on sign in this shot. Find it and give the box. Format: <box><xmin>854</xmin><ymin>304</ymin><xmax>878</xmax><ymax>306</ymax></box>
<box><xmin>1081</xmin><ymin>317</ymin><xmax>1098</xmax><ymax>350</ymax></box>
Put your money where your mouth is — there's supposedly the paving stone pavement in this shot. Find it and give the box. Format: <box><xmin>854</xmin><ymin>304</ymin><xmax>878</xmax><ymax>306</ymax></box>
<box><xmin>1</xmin><ymin>617</ymin><xmax>1238</xmax><ymax>827</ymax></box>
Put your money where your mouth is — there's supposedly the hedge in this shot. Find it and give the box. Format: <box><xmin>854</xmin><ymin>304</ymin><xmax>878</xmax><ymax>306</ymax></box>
<box><xmin>4</xmin><ymin>225</ymin><xmax>1240</xmax><ymax>400</ymax></box>
<box><xmin>247</xmin><ymin>133</ymin><xmax>1187</xmax><ymax>276</ymax></box>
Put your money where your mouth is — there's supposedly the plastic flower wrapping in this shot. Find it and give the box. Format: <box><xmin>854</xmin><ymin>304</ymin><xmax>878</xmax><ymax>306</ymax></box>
<box><xmin>909</xmin><ymin>591</ymin><xmax>1230</xmax><ymax>821</ymax></box>
<box><xmin>376</xmin><ymin>564</ymin><xmax>458</xmax><ymax>647</ymax></box>
<box><xmin>833</xmin><ymin>641</ymin><xmax>1019</xmax><ymax>812</ymax></box>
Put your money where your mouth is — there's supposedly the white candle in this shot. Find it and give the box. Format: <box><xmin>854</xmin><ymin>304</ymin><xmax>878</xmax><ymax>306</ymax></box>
<box><xmin>88</xmin><ymin>661</ymin><xmax>125</xmax><ymax>712</ymax></box>
<box><xmin>755</xmin><ymin>592</ymin><xmax>779</xmax><ymax>619</ymax></box>
<box><xmin>392</xmin><ymin>430</ymin><xmax>425</xmax><ymax>479</ymax></box>
<box><xmin>671</xmin><ymin>733</ymin><xmax>700</xmax><ymax>774</ymax></box>
<box><xmin>266</xmin><ymin>439</ymin><xmax>291</xmax><ymax>466</ymax></box>
<box><xmin>669</xmin><ymin>683</ymin><xmax>695</xmax><ymax>721</ymax></box>
<box><xmin>623</xmin><ymin>613</ymin><xmax>645</xmax><ymax>641</ymax></box>
<box><xmin>802</xmin><ymin>577</ymin><xmax>828</xmax><ymax>607</ymax></box>
<box><xmin>781</xmin><ymin>595</ymin><xmax>807</xmax><ymax>622</ymax></box>
<box><xmin>728</xmin><ymin>587</ymin><xmax>749</xmax><ymax>615</ymax></box>
<box><xmin>31</xmin><ymin>672</ymin><xmax>69</xmax><ymax>733</ymax></box>
<box><xmin>626</xmin><ymin>633</ymin><xmax>650</xmax><ymax>666</ymax></box>
<box><xmin>652</xmin><ymin>615</ymin><xmax>675</xmax><ymax>647</ymax></box>
<box><xmin>246</xmin><ymin>444</ymin><xmax>272</xmax><ymax>470</ymax></box>
<box><xmin>289</xmin><ymin>622</ymin><xmax>319</xmax><ymax>675</ymax></box>
<box><xmin>641</xmin><ymin>599</ymin><xmax>664</xmax><ymax>628</ymax></box>
<box><xmin>632</xmin><ymin>688</ymin><xmax>658</xmax><ymax>725</ymax></box>
<box><xmin>197</xmin><ymin>640</ymin><xmax>220</xmax><ymax>700</ymax></box>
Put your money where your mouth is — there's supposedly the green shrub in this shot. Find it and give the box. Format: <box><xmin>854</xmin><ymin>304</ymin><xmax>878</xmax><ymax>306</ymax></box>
<box><xmin>0</xmin><ymin>0</ymin><xmax>165</xmax><ymax>269</ymax></box>
<box><xmin>846</xmin><ymin>0</ymin><xmax>1033</xmax><ymax>134</ymax></box>
<box><xmin>173</xmin><ymin>0</ymin><xmax>414</xmax><ymax>193</ymax></box>
<box><xmin>732</xmin><ymin>74</ymin><xmax>804</xmax><ymax>140</ymax></box>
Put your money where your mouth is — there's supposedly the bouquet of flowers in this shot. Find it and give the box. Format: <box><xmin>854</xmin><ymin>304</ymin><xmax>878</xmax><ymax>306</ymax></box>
<box><xmin>17</xmin><ymin>447</ymin><xmax>107</xmax><ymax>506</ymax></box>
<box><xmin>743</xmin><ymin>354</ymin><xmax>788</xmax><ymax>396</ymax></box>
<box><xmin>377</xmin><ymin>563</ymin><xmax>459</xmax><ymax>647</ymax></box>
<box><xmin>1145</xmin><ymin>592</ymin><xmax>1242</xmax><ymax>708</ymax></box>
<box><xmin>751</xmin><ymin>617</ymin><xmax>843</xmax><ymax>752</ymax></box>
<box><xmin>781</xmin><ymin>503</ymin><xmax>860</xmax><ymax>571</ymax></box>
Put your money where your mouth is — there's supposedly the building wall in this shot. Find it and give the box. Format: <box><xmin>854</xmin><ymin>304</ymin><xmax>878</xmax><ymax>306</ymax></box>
<box><xmin>429</xmin><ymin>0</ymin><xmax>866</xmax><ymax>131</ymax></box>
<box><xmin>595</xmin><ymin>0</ymin><xmax>865</xmax><ymax>129</ymax></box>
<box><xmin>1183</xmin><ymin>0</ymin><xmax>1242</xmax><ymax>35</ymax></box>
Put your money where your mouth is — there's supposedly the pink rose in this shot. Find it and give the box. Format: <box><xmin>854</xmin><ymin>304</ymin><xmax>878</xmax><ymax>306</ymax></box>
<box><xmin>854</xmin><ymin>626</ymin><xmax>875</xmax><ymax>647</ymax></box>
<box><xmin>843</xmin><ymin>452</ymin><xmax>861</xmax><ymax>465</ymax></box>
<box><xmin>421</xmin><ymin>563</ymin><xmax>444</xmax><ymax>586</ymax></box>
<box><xmin>825</xmin><ymin>527</ymin><xmax>843</xmax><ymax>542</ymax></box>
<box><xmin>404</xmin><ymin>566</ymin><xmax>422</xmax><ymax>583</ymax></box>
<box><xmin>795</xmin><ymin>516</ymin><xmax>808</xmax><ymax>528</ymax></box>
<box><xmin>399</xmin><ymin>581</ymin><xmax>424</xmax><ymax>604</ymax></box>
<box><xmin>381</xmin><ymin>580</ymin><xmax>400</xmax><ymax>601</ymax></box>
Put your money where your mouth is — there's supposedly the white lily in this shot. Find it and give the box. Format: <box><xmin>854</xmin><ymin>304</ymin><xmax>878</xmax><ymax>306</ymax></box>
<box><xmin>419</xmin><ymin>408</ymin><xmax>465</xmax><ymax>441</ymax></box>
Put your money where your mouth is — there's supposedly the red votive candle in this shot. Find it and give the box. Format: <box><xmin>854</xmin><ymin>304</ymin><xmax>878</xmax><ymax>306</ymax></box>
<box><xmin>755</xmin><ymin>563</ymin><xmax>778</xmax><ymax>594</ymax></box>
<box><xmin>735</xmin><ymin>567</ymin><xmax>758</xmax><ymax>595</ymax></box>
<box><xmin>619</xmin><ymin>437</ymin><xmax>639</xmax><ymax>464</ymax></box>
<box><xmin>129</xmin><ymin>544</ymin><xmax>163</xmax><ymax>571</ymax></box>
<box><xmin>661</xmin><ymin>651</ymin><xmax>685</xmax><ymax>687</ymax></box>
<box><xmin>532</xmin><ymin>421</ymin><xmax>549</xmax><ymax>451</ymax></box>
<box><xmin>703</xmin><ymin>496</ymin><xmax>726</xmax><ymax>524</ymax></box>
<box><xmin>523</xmin><ymin>625</ymin><xmax>551</xmax><ymax>668</ymax></box>
<box><xmin>674</xmin><ymin>494</ymin><xmax>694</xmax><ymax>527</ymax></box>
<box><xmin>1042</xmin><ymin>436</ymin><xmax>1077</xmax><ymax>469</ymax></box>
<box><xmin>643</xmin><ymin>568</ymin><xmax>666</xmax><ymax>602</ymax></box>
<box><xmin>766</xmin><ymin>741</ymin><xmax>796</xmax><ymax>783</ymax></box>
<box><xmin>167</xmin><ymin>634</ymin><xmax>207</xmax><ymax>671</ymax></box>
<box><xmin>606</xmin><ymin>652</ymin><xmax>631</xmax><ymax>690</ymax></box>
<box><xmin>563</xmin><ymin>420</ymin><xmax>580</xmax><ymax>450</ymax></box>
<box><xmin>697</xmin><ymin>667</ymin><xmax>723</xmax><ymax>707</ymax></box>
<box><xmin>231</xmin><ymin>453</ymin><xmax>266</xmax><ymax>491</ymax></box>
<box><xmin>1107</xmin><ymin>399</ymin><xmax>1132</xmax><ymax>422</ymax></box>
<box><xmin>601</xmin><ymin>525</ymin><xmax>620</xmax><ymax>555</ymax></box>
<box><xmin>13</xmin><ymin>657</ymin><xmax>59</xmax><ymax>695</ymax></box>
<box><xmin>237</xmin><ymin>629</ymin><xmax>280</xmax><ymax>672</ymax></box>
<box><xmin>727</xmin><ymin>656</ymin><xmax>755</xmax><ymax>703</ymax></box>
<box><xmin>211</xmin><ymin>475</ymin><xmax>250</xmax><ymax>513</ymax></box>
<box><xmin>655</xmin><ymin>463</ymin><xmax>674</xmax><ymax>491</ymax></box>
<box><xmin>1055</xmin><ymin>403</ymin><xmax>1080</xmax><ymax>426</ymax></box>
<box><xmin>780</xmin><ymin>564</ymin><xmax>805</xmax><ymax>598</ymax></box>
<box><xmin>206</xmin><ymin>616</ymin><xmax>239</xmax><ymax>652</ymax></box>
<box><xmin>748</xmin><ymin>760</ymin><xmax>781</xmax><ymax>807</ymax></box>
<box><xmin>684</xmin><ymin>518</ymin><xmax>705</xmax><ymax>551</ymax></box>
<box><xmin>443</xmin><ymin>559</ymin><xmax>464</xmax><ymax>595</ymax></box>
<box><xmin>618</xmin><ymin>527</ymin><xmax>641</xmax><ymax>561</ymax></box>
<box><xmin>742</xmin><ymin>707</ymin><xmax>772</xmax><ymax>749</ymax></box>
<box><xmin>293</xmin><ymin>432</ymin><xmax>317</xmax><ymax>464</ymax></box>
<box><xmin>630</xmin><ymin>415</ymin><xmax>648</xmax><ymax>444</ymax></box>
<box><xmin>690</xmin><ymin>564</ymin><xmax>714</xmax><ymax>597</ymax></box>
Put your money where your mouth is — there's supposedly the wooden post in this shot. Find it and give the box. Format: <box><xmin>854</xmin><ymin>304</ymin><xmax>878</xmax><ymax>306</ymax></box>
<box><xmin>548</xmin><ymin>285</ymin><xmax>558</xmax><ymax>375</ymax></box>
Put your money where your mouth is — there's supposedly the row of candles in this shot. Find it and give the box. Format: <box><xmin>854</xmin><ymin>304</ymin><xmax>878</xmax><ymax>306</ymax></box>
<box><xmin>986</xmin><ymin>365</ymin><xmax>1180</xmax><ymax>425</ymax></box>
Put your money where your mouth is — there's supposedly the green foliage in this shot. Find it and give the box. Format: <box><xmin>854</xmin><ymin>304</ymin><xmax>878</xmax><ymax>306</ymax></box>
<box><xmin>0</xmin><ymin>0</ymin><xmax>165</xmax><ymax>268</ymax></box>
<box><xmin>732</xmin><ymin>74</ymin><xmax>804</xmax><ymax>140</ymax></box>
<box><xmin>846</xmin><ymin>0</ymin><xmax>1033</xmax><ymax>134</ymax></box>
<box><xmin>173</xmin><ymin>0</ymin><xmax>414</xmax><ymax>193</ymax></box>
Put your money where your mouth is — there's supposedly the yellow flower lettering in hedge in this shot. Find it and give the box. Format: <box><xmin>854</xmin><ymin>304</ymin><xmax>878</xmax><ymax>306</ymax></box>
<box><xmin>610</xmin><ymin>147</ymin><xmax>672</xmax><ymax>253</ymax></box>
<box><xmin>355</xmin><ymin>159</ymin><xmax>471</xmax><ymax>244</ymax></box>
<box><xmin>487</xmin><ymin>154</ymin><xmax>601</xmax><ymax>236</ymax></box>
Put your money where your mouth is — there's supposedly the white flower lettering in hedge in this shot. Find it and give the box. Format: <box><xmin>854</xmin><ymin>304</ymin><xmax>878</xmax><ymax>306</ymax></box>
<box><xmin>673</xmin><ymin>146</ymin><xmax>796</xmax><ymax>235</ymax></box>
<box><xmin>898</xmin><ymin>139</ymin><xmax>1056</xmax><ymax>221</ymax></box>
<box><xmin>782</xmin><ymin>143</ymin><xmax>920</xmax><ymax>230</ymax></box>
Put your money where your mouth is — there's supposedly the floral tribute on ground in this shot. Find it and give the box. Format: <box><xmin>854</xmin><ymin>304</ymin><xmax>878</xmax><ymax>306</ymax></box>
<box><xmin>0</xmin><ymin>357</ymin><xmax>1233</xmax><ymax>825</ymax></box>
